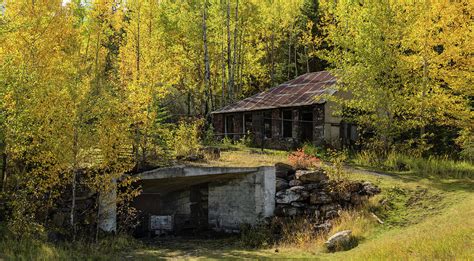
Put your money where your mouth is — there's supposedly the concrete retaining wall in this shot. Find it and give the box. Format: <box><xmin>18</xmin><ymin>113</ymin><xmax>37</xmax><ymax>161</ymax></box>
<box><xmin>208</xmin><ymin>166</ymin><xmax>275</xmax><ymax>232</ymax></box>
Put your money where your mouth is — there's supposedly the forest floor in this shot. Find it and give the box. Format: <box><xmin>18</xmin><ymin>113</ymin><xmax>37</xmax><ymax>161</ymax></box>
<box><xmin>1</xmin><ymin>148</ymin><xmax>473</xmax><ymax>260</ymax></box>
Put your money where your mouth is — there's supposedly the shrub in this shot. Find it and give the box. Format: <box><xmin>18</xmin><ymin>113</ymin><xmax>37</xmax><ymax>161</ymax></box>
<box><xmin>325</xmin><ymin>149</ymin><xmax>349</xmax><ymax>181</ymax></box>
<box><xmin>457</xmin><ymin>127</ymin><xmax>474</xmax><ymax>161</ymax></box>
<box><xmin>202</xmin><ymin>124</ymin><xmax>218</xmax><ymax>146</ymax></box>
<box><xmin>173</xmin><ymin>119</ymin><xmax>203</xmax><ymax>158</ymax></box>
<box><xmin>288</xmin><ymin>149</ymin><xmax>321</xmax><ymax>170</ymax></box>
<box><xmin>302</xmin><ymin>142</ymin><xmax>327</xmax><ymax>160</ymax></box>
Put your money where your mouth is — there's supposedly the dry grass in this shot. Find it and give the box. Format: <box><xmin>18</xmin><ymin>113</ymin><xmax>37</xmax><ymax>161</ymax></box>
<box><xmin>272</xmin><ymin>208</ymin><xmax>378</xmax><ymax>253</ymax></box>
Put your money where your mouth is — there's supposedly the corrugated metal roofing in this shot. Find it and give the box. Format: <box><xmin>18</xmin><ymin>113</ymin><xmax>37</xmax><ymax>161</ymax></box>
<box><xmin>211</xmin><ymin>71</ymin><xmax>337</xmax><ymax>114</ymax></box>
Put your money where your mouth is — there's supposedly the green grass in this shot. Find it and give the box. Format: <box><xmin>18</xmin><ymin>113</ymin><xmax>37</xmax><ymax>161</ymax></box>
<box><xmin>0</xmin><ymin>234</ymin><xmax>143</xmax><ymax>260</ymax></box>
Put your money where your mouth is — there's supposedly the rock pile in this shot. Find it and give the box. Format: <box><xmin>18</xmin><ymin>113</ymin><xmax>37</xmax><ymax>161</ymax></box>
<box><xmin>274</xmin><ymin>163</ymin><xmax>381</xmax><ymax>222</ymax></box>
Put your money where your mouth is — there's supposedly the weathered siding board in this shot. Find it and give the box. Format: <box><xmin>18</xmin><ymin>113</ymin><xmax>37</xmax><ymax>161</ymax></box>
<box><xmin>271</xmin><ymin>108</ymin><xmax>281</xmax><ymax>138</ymax></box>
<box><xmin>292</xmin><ymin>108</ymin><xmax>300</xmax><ymax>140</ymax></box>
<box><xmin>313</xmin><ymin>104</ymin><xmax>325</xmax><ymax>146</ymax></box>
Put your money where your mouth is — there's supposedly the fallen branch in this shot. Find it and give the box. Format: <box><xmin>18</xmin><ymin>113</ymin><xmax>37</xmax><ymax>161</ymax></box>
<box><xmin>371</xmin><ymin>212</ymin><xmax>384</xmax><ymax>224</ymax></box>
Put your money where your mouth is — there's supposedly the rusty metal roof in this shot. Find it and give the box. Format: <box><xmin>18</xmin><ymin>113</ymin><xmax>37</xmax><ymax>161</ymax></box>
<box><xmin>212</xmin><ymin>71</ymin><xmax>337</xmax><ymax>114</ymax></box>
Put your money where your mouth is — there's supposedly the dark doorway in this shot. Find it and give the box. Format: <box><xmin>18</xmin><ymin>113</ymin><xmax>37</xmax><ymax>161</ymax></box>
<box><xmin>282</xmin><ymin>110</ymin><xmax>293</xmax><ymax>138</ymax></box>
<box><xmin>225</xmin><ymin>115</ymin><xmax>234</xmax><ymax>138</ymax></box>
<box><xmin>300</xmin><ymin>109</ymin><xmax>313</xmax><ymax>142</ymax></box>
<box><xmin>244</xmin><ymin>113</ymin><xmax>252</xmax><ymax>134</ymax></box>
<box><xmin>189</xmin><ymin>184</ymin><xmax>209</xmax><ymax>231</ymax></box>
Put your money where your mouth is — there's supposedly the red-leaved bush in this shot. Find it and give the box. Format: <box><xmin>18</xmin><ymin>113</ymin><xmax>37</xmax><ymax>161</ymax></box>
<box><xmin>288</xmin><ymin>149</ymin><xmax>321</xmax><ymax>170</ymax></box>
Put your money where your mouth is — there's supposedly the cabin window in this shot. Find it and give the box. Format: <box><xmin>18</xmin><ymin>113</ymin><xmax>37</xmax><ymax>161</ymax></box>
<box><xmin>282</xmin><ymin>110</ymin><xmax>293</xmax><ymax>138</ymax></box>
<box><xmin>244</xmin><ymin>113</ymin><xmax>252</xmax><ymax>134</ymax></box>
<box><xmin>263</xmin><ymin>111</ymin><xmax>272</xmax><ymax>138</ymax></box>
<box><xmin>225</xmin><ymin>115</ymin><xmax>234</xmax><ymax>138</ymax></box>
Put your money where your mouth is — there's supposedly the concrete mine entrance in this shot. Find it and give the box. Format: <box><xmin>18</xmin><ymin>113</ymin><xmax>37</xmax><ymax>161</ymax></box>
<box><xmin>132</xmin><ymin>166</ymin><xmax>275</xmax><ymax>236</ymax></box>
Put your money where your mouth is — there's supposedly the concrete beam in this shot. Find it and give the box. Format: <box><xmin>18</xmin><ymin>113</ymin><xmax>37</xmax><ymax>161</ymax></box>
<box><xmin>138</xmin><ymin>166</ymin><xmax>260</xmax><ymax>180</ymax></box>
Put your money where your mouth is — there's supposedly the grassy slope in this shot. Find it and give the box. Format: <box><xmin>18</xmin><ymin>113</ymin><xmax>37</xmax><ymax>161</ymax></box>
<box><xmin>325</xmin><ymin>171</ymin><xmax>474</xmax><ymax>260</ymax></box>
<box><xmin>133</xmin><ymin>151</ymin><xmax>474</xmax><ymax>260</ymax></box>
<box><xmin>1</xmin><ymin>149</ymin><xmax>473</xmax><ymax>260</ymax></box>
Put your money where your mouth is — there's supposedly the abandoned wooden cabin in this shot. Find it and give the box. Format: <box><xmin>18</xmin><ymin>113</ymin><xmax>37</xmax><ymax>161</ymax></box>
<box><xmin>211</xmin><ymin>71</ymin><xmax>357</xmax><ymax>149</ymax></box>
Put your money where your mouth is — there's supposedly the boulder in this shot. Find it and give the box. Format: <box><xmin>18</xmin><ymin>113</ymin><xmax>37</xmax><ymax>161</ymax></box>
<box><xmin>296</xmin><ymin>169</ymin><xmax>328</xmax><ymax>183</ymax></box>
<box><xmin>347</xmin><ymin>182</ymin><xmax>363</xmax><ymax>193</ymax></box>
<box><xmin>337</xmin><ymin>190</ymin><xmax>352</xmax><ymax>201</ymax></box>
<box><xmin>276</xmin><ymin>178</ymin><xmax>289</xmax><ymax>192</ymax></box>
<box><xmin>303</xmin><ymin>183</ymin><xmax>320</xmax><ymax>191</ymax></box>
<box><xmin>350</xmin><ymin>194</ymin><xmax>368</xmax><ymax>205</ymax></box>
<box><xmin>320</xmin><ymin>203</ymin><xmax>342</xmax><ymax>215</ymax></box>
<box><xmin>275</xmin><ymin>204</ymin><xmax>303</xmax><ymax>217</ymax></box>
<box><xmin>350</xmin><ymin>194</ymin><xmax>363</xmax><ymax>205</ymax></box>
<box><xmin>275</xmin><ymin>162</ymin><xmax>296</xmax><ymax>179</ymax></box>
<box><xmin>361</xmin><ymin>181</ymin><xmax>381</xmax><ymax>196</ymax></box>
<box><xmin>315</xmin><ymin>221</ymin><xmax>332</xmax><ymax>233</ymax></box>
<box><xmin>325</xmin><ymin>230</ymin><xmax>354</xmax><ymax>252</ymax></box>
<box><xmin>309</xmin><ymin>191</ymin><xmax>332</xmax><ymax>205</ymax></box>
<box><xmin>304</xmin><ymin>207</ymin><xmax>320</xmax><ymax>218</ymax></box>
<box><xmin>290</xmin><ymin>201</ymin><xmax>307</xmax><ymax>208</ymax></box>
<box><xmin>276</xmin><ymin>187</ymin><xmax>308</xmax><ymax>204</ymax></box>
<box><xmin>289</xmin><ymin>179</ymin><xmax>303</xmax><ymax>187</ymax></box>
<box><xmin>325</xmin><ymin>210</ymin><xmax>339</xmax><ymax>219</ymax></box>
<box><xmin>288</xmin><ymin>186</ymin><xmax>310</xmax><ymax>199</ymax></box>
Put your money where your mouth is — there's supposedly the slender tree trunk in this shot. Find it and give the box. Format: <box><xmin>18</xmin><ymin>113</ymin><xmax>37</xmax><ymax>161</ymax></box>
<box><xmin>226</xmin><ymin>0</ymin><xmax>232</xmax><ymax>102</ymax></box>
<box><xmin>294</xmin><ymin>43</ymin><xmax>298</xmax><ymax>77</ymax></box>
<box><xmin>420</xmin><ymin>57</ymin><xmax>427</xmax><ymax>137</ymax></box>
<box><xmin>95</xmin><ymin>196</ymin><xmax>101</xmax><ymax>243</ymax></box>
<box><xmin>70</xmin><ymin>127</ymin><xmax>79</xmax><ymax>240</ymax></box>
<box><xmin>230</xmin><ymin>0</ymin><xmax>239</xmax><ymax>99</ymax></box>
<box><xmin>187</xmin><ymin>91</ymin><xmax>191</xmax><ymax>116</ymax></box>
<box><xmin>305</xmin><ymin>46</ymin><xmax>309</xmax><ymax>73</ymax></box>
<box><xmin>95</xmin><ymin>31</ymin><xmax>101</xmax><ymax>78</ymax></box>
<box><xmin>288</xmin><ymin>33</ymin><xmax>291</xmax><ymax>80</ymax></box>
<box><xmin>203</xmin><ymin>0</ymin><xmax>211</xmax><ymax>115</ymax></box>
<box><xmin>136</xmin><ymin>4</ymin><xmax>141</xmax><ymax>80</ymax></box>
<box><xmin>221</xmin><ymin>32</ymin><xmax>226</xmax><ymax>107</ymax></box>
<box><xmin>237</xmin><ymin>22</ymin><xmax>244</xmax><ymax>97</ymax></box>
<box><xmin>1</xmin><ymin>152</ymin><xmax>6</xmax><ymax>193</ymax></box>
<box><xmin>270</xmin><ymin>31</ymin><xmax>275</xmax><ymax>87</ymax></box>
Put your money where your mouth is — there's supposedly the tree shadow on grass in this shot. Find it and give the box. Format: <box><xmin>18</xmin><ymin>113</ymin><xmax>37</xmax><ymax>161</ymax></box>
<box><xmin>349</xmin><ymin>165</ymin><xmax>474</xmax><ymax>193</ymax></box>
<box><xmin>386</xmin><ymin>172</ymin><xmax>474</xmax><ymax>193</ymax></box>
<box><xmin>131</xmin><ymin>237</ymin><xmax>321</xmax><ymax>260</ymax></box>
